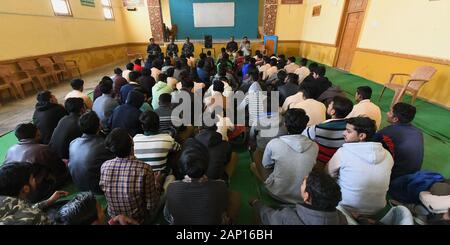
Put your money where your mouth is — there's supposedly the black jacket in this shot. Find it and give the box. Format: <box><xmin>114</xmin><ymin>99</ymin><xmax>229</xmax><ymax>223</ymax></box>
<box><xmin>49</xmin><ymin>113</ymin><xmax>82</xmax><ymax>159</ymax></box>
<box><xmin>110</xmin><ymin>90</ymin><xmax>144</xmax><ymax>137</ymax></box>
<box><xmin>186</xmin><ymin>129</ymin><xmax>232</xmax><ymax>180</ymax></box>
<box><xmin>68</xmin><ymin>134</ymin><xmax>115</xmax><ymax>194</ymax></box>
<box><xmin>138</xmin><ymin>75</ymin><xmax>156</xmax><ymax>98</ymax></box>
<box><xmin>33</xmin><ymin>102</ymin><xmax>67</xmax><ymax>144</ymax></box>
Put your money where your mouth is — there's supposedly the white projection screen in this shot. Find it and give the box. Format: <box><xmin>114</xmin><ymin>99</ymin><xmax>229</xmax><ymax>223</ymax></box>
<box><xmin>193</xmin><ymin>2</ymin><xmax>235</xmax><ymax>28</ymax></box>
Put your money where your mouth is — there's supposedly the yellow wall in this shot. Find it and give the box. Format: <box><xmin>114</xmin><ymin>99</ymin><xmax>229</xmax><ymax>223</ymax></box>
<box><xmin>258</xmin><ymin>0</ymin><xmax>264</xmax><ymax>30</ymax></box>
<box><xmin>359</xmin><ymin>0</ymin><xmax>450</xmax><ymax>60</ymax></box>
<box><xmin>275</xmin><ymin>0</ymin><xmax>305</xmax><ymax>40</ymax></box>
<box><xmin>351</xmin><ymin>51</ymin><xmax>450</xmax><ymax>108</ymax></box>
<box><xmin>299</xmin><ymin>42</ymin><xmax>337</xmax><ymax>66</ymax></box>
<box><xmin>301</xmin><ymin>0</ymin><xmax>345</xmax><ymax>45</ymax></box>
<box><xmin>0</xmin><ymin>0</ymin><xmax>129</xmax><ymax>60</ymax></box>
<box><xmin>121</xmin><ymin>2</ymin><xmax>152</xmax><ymax>43</ymax></box>
<box><xmin>161</xmin><ymin>0</ymin><xmax>172</xmax><ymax>29</ymax></box>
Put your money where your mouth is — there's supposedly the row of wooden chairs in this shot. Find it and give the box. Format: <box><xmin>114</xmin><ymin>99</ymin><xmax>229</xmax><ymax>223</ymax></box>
<box><xmin>0</xmin><ymin>56</ymin><xmax>81</xmax><ymax>104</ymax></box>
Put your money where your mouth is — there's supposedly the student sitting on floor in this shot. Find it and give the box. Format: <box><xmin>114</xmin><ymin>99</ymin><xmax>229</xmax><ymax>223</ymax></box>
<box><xmin>289</xmin><ymin>87</ymin><xmax>326</xmax><ymax>126</ymax></box>
<box><xmin>165</xmin><ymin>147</ymin><xmax>228</xmax><ymax>225</ymax></box>
<box><xmin>251</xmin><ymin>108</ymin><xmax>318</xmax><ymax>204</ymax></box>
<box><xmin>92</xmin><ymin>79</ymin><xmax>118</xmax><ymax>133</ymax></box>
<box><xmin>119</xmin><ymin>71</ymin><xmax>142</xmax><ymax>105</ymax></box>
<box><xmin>152</xmin><ymin>73</ymin><xmax>173</xmax><ymax>110</ymax></box>
<box><xmin>100</xmin><ymin>128</ymin><xmax>162</xmax><ymax>224</ymax></box>
<box><xmin>278</xmin><ymin>73</ymin><xmax>300</xmax><ymax>106</ymax></box>
<box><xmin>303</xmin><ymin>96</ymin><xmax>354</xmax><ymax>165</ymax></box>
<box><xmin>65</xmin><ymin>78</ymin><xmax>93</xmax><ymax>109</ymax></box>
<box><xmin>69</xmin><ymin>111</ymin><xmax>115</xmax><ymax>194</ymax></box>
<box><xmin>5</xmin><ymin>123</ymin><xmax>69</xmax><ymax>198</ymax></box>
<box><xmin>33</xmin><ymin>90</ymin><xmax>67</xmax><ymax>144</ymax></box>
<box><xmin>284</xmin><ymin>57</ymin><xmax>300</xmax><ymax>74</ymax></box>
<box><xmin>49</xmin><ymin>97</ymin><xmax>85</xmax><ymax>160</ymax></box>
<box><xmin>249</xmin><ymin>170</ymin><xmax>347</xmax><ymax>225</ymax></box>
<box><xmin>375</xmin><ymin>102</ymin><xmax>424</xmax><ymax>180</ymax></box>
<box><xmin>112</xmin><ymin>67</ymin><xmax>128</xmax><ymax>96</ymax></box>
<box><xmin>327</xmin><ymin>117</ymin><xmax>393</xmax><ymax>216</ymax></box>
<box><xmin>346</xmin><ymin>86</ymin><xmax>382</xmax><ymax>129</ymax></box>
<box><xmin>122</xmin><ymin>63</ymin><xmax>134</xmax><ymax>82</ymax></box>
<box><xmin>110</xmin><ymin>90</ymin><xmax>144</xmax><ymax>137</ymax></box>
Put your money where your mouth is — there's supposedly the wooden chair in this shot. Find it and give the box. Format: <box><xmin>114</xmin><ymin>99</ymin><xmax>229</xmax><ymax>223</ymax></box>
<box><xmin>37</xmin><ymin>58</ymin><xmax>63</xmax><ymax>83</ymax></box>
<box><xmin>52</xmin><ymin>55</ymin><xmax>82</xmax><ymax>80</ymax></box>
<box><xmin>0</xmin><ymin>65</ymin><xmax>38</xmax><ymax>99</ymax></box>
<box><xmin>379</xmin><ymin>66</ymin><xmax>437</xmax><ymax>106</ymax></box>
<box><xmin>17</xmin><ymin>60</ymin><xmax>54</xmax><ymax>90</ymax></box>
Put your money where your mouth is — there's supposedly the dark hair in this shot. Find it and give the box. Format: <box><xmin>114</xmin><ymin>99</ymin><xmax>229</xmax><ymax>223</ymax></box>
<box><xmin>139</xmin><ymin>110</ymin><xmax>160</xmax><ymax>133</ymax></box>
<box><xmin>277</xmin><ymin>70</ymin><xmax>287</xmax><ymax>81</ymax></box>
<box><xmin>65</xmin><ymin>97</ymin><xmax>84</xmax><ymax>114</ymax></box>
<box><xmin>0</xmin><ymin>162</ymin><xmax>38</xmax><ymax>197</ymax></box>
<box><xmin>308</xmin><ymin>62</ymin><xmax>318</xmax><ymax>71</ymax></box>
<box><xmin>114</xmin><ymin>67</ymin><xmax>123</xmax><ymax>75</ymax></box>
<box><xmin>207</xmin><ymin>51</ymin><xmax>212</xmax><ymax>56</ymax></box>
<box><xmin>277</xmin><ymin>60</ymin><xmax>286</xmax><ymax>70</ymax></box>
<box><xmin>152</xmin><ymin>59</ymin><xmax>163</xmax><ymax>70</ymax></box>
<box><xmin>36</xmin><ymin>90</ymin><xmax>52</xmax><ymax>103</ymax></box>
<box><xmin>104</xmin><ymin>128</ymin><xmax>132</xmax><ymax>158</ymax></box>
<box><xmin>166</xmin><ymin>67</ymin><xmax>175</xmax><ymax>77</ymax></box>
<box><xmin>71</xmin><ymin>79</ymin><xmax>84</xmax><ymax>91</ymax></box>
<box><xmin>305</xmin><ymin>170</ymin><xmax>342</xmax><ymax>211</ymax></box>
<box><xmin>270</xmin><ymin>58</ymin><xmax>278</xmax><ymax>66</ymax></box>
<box><xmin>181</xmin><ymin>79</ymin><xmax>194</xmax><ymax>89</ymax></box>
<box><xmin>57</xmin><ymin>192</ymin><xmax>98</xmax><ymax>225</ymax></box>
<box><xmin>99</xmin><ymin>79</ymin><xmax>113</xmax><ymax>95</ymax></box>
<box><xmin>356</xmin><ymin>86</ymin><xmax>372</xmax><ymax>100</ymax></box>
<box><xmin>287</xmin><ymin>73</ymin><xmax>299</xmax><ymax>84</ymax></box>
<box><xmin>213</xmin><ymin>80</ymin><xmax>224</xmax><ymax>93</ymax></box>
<box><xmin>263</xmin><ymin>56</ymin><xmax>271</xmax><ymax>64</ymax></box>
<box><xmin>285</xmin><ymin>108</ymin><xmax>309</xmax><ymax>134</ymax></box>
<box><xmin>347</xmin><ymin>117</ymin><xmax>376</xmax><ymax>141</ymax></box>
<box><xmin>197</xmin><ymin>59</ymin><xmax>205</xmax><ymax>69</ymax></box>
<box><xmin>126</xmin><ymin>63</ymin><xmax>134</xmax><ymax>71</ymax></box>
<box><xmin>79</xmin><ymin>111</ymin><xmax>99</xmax><ymax>135</ymax></box>
<box><xmin>288</xmin><ymin>57</ymin><xmax>296</xmax><ymax>63</ymax></box>
<box><xmin>331</xmin><ymin>96</ymin><xmax>354</xmax><ymax>118</ymax></box>
<box><xmin>128</xmin><ymin>71</ymin><xmax>139</xmax><ymax>82</ymax></box>
<box><xmin>300</xmin><ymin>58</ymin><xmax>308</xmax><ymax>67</ymax></box>
<box><xmin>141</xmin><ymin>68</ymin><xmax>151</xmax><ymax>77</ymax></box>
<box><xmin>15</xmin><ymin>123</ymin><xmax>37</xmax><ymax>140</ymax></box>
<box><xmin>158</xmin><ymin>73</ymin><xmax>168</xmax><ymax>83</ymax></box>
<box><xmin>159</xmin><ymin>93</ymin><xmax>171</xmax><ymax>105</ymax></box>
<box><xmin>134</xmin><ymin>59</ymin><xmax>142</xmax><ymax>65</ymax></box>
<box><xmin>179</xmin><ymin>146</ymin><xmax>207</xmax><ymax>178</ymax></box>
<box><xmin>392</xmin><ymin>102</ymin><xmax>416</xmax><ymax>124</ymax></box>
<box><xmin>315</xmin><ymin>66</ymin><xmax>326</xmax><ymax>77</ymax></box>
<box><xmin>250</xmin><ymin>70</ymin><xmax>259</xmax><ymax>81</ymax></box>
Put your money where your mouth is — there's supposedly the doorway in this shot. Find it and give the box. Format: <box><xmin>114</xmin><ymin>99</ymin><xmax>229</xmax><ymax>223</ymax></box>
<box><xmin>335</xmin><ymin>0</ymin><xmax>368</xmax><ymax>71</ymax></box>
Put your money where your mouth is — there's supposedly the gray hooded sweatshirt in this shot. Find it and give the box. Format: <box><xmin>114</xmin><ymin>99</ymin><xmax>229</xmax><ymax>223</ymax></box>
<box><xmin>262</xmin><ymin>134</ymin><xmax>319</xmax><ymax>204</ymax></box>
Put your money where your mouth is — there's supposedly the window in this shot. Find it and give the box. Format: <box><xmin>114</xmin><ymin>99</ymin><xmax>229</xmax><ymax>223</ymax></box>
<box><xmin>102</xmin><ymin>0</ymin><xmax>115</xmax><ymax>20</ymax></box>
<box><xmin>51</xmin><ymin>0</ymin><xmax>72</xmax><ymax>16</ymax></box>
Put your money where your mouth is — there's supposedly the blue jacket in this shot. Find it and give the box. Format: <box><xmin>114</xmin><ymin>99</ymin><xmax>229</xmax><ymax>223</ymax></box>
<box><xmin>110</xmin><ymin>91</ymin><xmax>144</xmax><ymax>137</ymax></box>
<box><xmin>389</xmin><ymin>171</ymin><xmax>445</xmax><ymax>203</ymax></box>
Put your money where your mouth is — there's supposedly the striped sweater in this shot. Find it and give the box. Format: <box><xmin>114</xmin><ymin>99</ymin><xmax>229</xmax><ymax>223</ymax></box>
<box><xmin>133</xmin><ymin>132</ymin><xmax>181</xmax><ymax>172</ymax></box>
<box><xmin>303</xmin><ymin>119</ymin><xmax>347</xmax><ymax>163</ymax></box>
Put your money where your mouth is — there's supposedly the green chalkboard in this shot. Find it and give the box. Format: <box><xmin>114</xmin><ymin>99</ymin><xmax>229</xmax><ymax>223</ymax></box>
<box><xmin>81</xmin><ymin>0</ymin><xmax>95</xmax><ymax>7</ymax></box>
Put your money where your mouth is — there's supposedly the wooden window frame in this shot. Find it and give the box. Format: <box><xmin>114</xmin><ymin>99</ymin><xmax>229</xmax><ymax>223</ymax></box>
<box><xmin>102</xmin><ymin>0</ymin><xmax>115</xmax><ymax>21</ymax></box>
<box><xmin>50</xmin><ymin>0</ymin><xmax>73</xmax><ymax>17</ymax></box>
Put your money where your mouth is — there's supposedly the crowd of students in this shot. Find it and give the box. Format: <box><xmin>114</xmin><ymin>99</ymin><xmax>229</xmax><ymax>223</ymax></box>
<box><xmin>0</xmin><ymin>35</ymin><xmax>448</xmax><ymax>225</ymax></box>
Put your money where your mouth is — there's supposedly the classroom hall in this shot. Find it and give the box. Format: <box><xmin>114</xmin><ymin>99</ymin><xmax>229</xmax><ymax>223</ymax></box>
<box><xmin>0</xmin><ymin>0</ymin><xmax>449</xmax><ymax>226</ymax></box>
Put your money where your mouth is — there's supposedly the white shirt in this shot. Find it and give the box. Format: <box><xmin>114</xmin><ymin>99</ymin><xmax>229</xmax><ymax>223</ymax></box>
<box><xmin>151</xmin><ymin>67</ymin><xmax>161</xmax><ymax>82</ymax></box>
<box><xmin>65</xmin><ymin>90</ymin><xmax>93</xmax><ymax>109</ymax></box>
<box><xmin>294</xmin><ymin>66</ymin><xmax>310</xmax><ymax>84</ymax></box>
<box><xmin>122</xmin><ymin>70</ymin><xmax>132</xmax><ymax>82</ymax></box>
<box><xmin>281</xmin><ymin>91</ymin><xmax>304</xmax><ymax>114</ymax></box>
<box><xmin>346</xmin><ymin>99</ymin><xmax>382</xmax><ymax>129</ymax></box>
<box><xmin>284</xmin><ymin>63</ymin><xmax>300</xmax><ymax>74</ymax></box>
<box><xmin>176</xmin><ymin>81</ymin><xmax>205</xmax><ymax>93</ymax></box>
<box><xmin>216</xmin><ymin>115</ymin><xmax>234</xmax><ymax>141</ymax></box>
<box><xmin>263</xmin><ymin>66</ymin><xmax>278</xmax><ymax>80</ymax></box>
<box><xmin>290</xmin><ymin>99</ymin><xmax>326</xmax><ymax>126</ymax></box>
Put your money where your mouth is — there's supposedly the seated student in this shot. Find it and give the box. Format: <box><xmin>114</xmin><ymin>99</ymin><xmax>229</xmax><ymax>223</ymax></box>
<box><xmin>100</xmin><ymin>128</ymin><xmax>162</xmax><ymax>224</ymax></box>
<box><xmin>346</xmin><ymin>86</ymin><xmax>382</xmax><ymax>129</ymax></box>
<box><xmin>278</xmin><ymin>73</ymin><xmax>300</xmax><ymax>106</ymax></box>
<box><xmin>151</xmin><ymin>59</ymin><xmax>163</xmax><ymax>81</ymax></box>
<box><xmin>263</xmin><ymin>58</ymin><xmax>278</xmax><ymax>81</ymax></box>
<box><xmin>69</xmin><ymin>112</ymin><xmax>115</xmax><ymax>194</ymax></box>
<box><xmin>327</xmin><ymin>117</ymin><xmax>393</xmax><ymax>216</ymax></box>
<box><xmin>284</xmin><ymin>57</ymin><xmax>300</xmax><ymax>74</ymax></box>
<box><xmin>0</xmin><ymin>162</ymin><xmax>69</xmax><ymax>225</ymax></box>
<box><xmin>237</xmin><ymin>74</ymin><xmax>267</xmax><ymax>127</ymax></box>
<box><xmin>93</xmin><ymin>76</ymin><xmax>112</xmax><ymax>101</ymax></box>
<box><xmin>33</xmin><ymin>91</ymin><xmax>67</xmax><ymax>144</ymax></box>
<box><xmin>376</xmin><ymin>103</ymin><xmax>424</xmax><ymax>180</ymax></box>
<box><xmin>133</xmin><ymin>110</ymin><xmax>181</xmax><ymax>173</ymax></box>
<box><xmin>155</xmin><ymin>93</ymin><xmax>179</xmax><ymax>135</ymax></box>
<box><xmin>5</xmin><ymin>123</ymin><xmax>69</xmax><ymax>193</ymax></box>
<box><xmin>92</xmin><ymin>79</ymin><xmax>119</xmax><ymax>132</ymax></box>
<box><xmin>65</xmin><ymin>79</ymin><xmax>93</xmax><ymax>109</ymax></box>
<box><xmin>289</xmin><ymin>88</ymin><xmax>326</xmax><ymax>126</ymax></box>
<box><xmin>251</xmin><ymin>109</ymin><xmax>318</xmax><ymax>204</ymax></box>
<box><xmin>303</xmin><ymin>96</ymin><xmax>354</xmax><ymax>164</ymax></box>
<box><xmin>138</xmin><ymin>68</ymin><xmax>156</xmax><ymax>98</ymax></box>
<box><xmin>119</xmin><ymin>71</ymin><xmax>141</xmax><ymax>104</ymax></box>
<box><xmin>281</xmin><ymin>89</ymin><xmax>304</xmax><ymax>114</ymax></box>
<box><xmin>204</xmin><ymin>79</ymin><xmax>230</xmax><ymax>113</ymax></box>
<box><xmin>152</xmin><ymin>73</ymin><xmax>173</xmax><ymax>110</ymax></box>
<box><xmin>134</xmin><ymin>87</ymin><xmax>152</xmax><ymax>112</ymax></box>
<box><xmin>249</xmin><ymin>111</ymin><xmax>288</xmax><ymax>153</ymax></box>
<box><xmin>110</xmin><ymin>90</ymin><xmax>144</xmax><ymax>137</ymax></box>
<box><xmin>204</xmin><ymin>51</ymin><xmax>216</xmax><ymax>76</ymax></box>
<box><xmin>161</xmin><ymin>56</ymin><xmax>174</xmax><ymax>74</ymax></box>
<box><xmin>165</xmin><ymin>67</ymin><xmax>178</xmax><ymax>89</ymax></box>
<box><xmin>122</xmin><ymin>63</ymin><xmax>134</xmax><ymax>82</ymax></box>
<box><xmin>258</xmin><ymin>56</ymin><xmax>271</xmax><ymax>73</ymax></box>
<box><xmin>112</xmin><ymin>67</ymin><xmax>128</xmax><ymax>96</ymax></box>
<box><xmin>186</xmin><ymin>53</ymin><xmax>196</xmax><ymax>68</ymax></box>
<box><xmin>208</xmin><ymin>70</ymin><xmax>234</xmax><ymax>97</ymax></box>
<box><xmin>294</xmin><ymin>58</ymin><xmax>310</xmax><ymax>84</ymax></box>
<box><xmin>196</xmin><ymin>59</ymin><xmax>209</xmax><ymax>83</ymax></box>
<box><xmin>165</xmin><ymin>148</ymin><xmax>228</xmax><ymax>225</ymax></box>
<box><xmin>250</xmin><ymin>170</ymin><xmax>347</xmax><ymax>225</ymax></box>
<box><xmin>49</xmin><ymin>98</ymin><xmax>85</xmax><ymax>160</ymax></box>
<box><xmin>133</xmin><ymin>58</ymin><xmax>143</xmax><ymax>72</ymax></box>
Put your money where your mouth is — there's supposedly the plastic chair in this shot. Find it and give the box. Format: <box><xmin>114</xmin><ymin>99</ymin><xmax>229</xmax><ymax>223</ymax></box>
<box><xmin>379</xmin><ymin>66</ymin><xmax>437</xmax><ymax>106</ymax></box>
<box><xmin>0</xmin><ymin>64</ymin><xmax>39</xmax><ymax>99</ymax></box>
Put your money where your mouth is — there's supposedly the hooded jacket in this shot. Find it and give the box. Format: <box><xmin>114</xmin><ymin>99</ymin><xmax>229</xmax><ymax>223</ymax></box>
<box><xmin>151</xmin><ymin>81</ymin><xmax>173</xmax><ymax>109</ymax></box>
<box><xmin>328</xmin><ymin>142</ymin><xmax>394</xmax><ymax>215</ymax></box>
<box><xmin>110</xmin><ymin>90</ymin><xmax>144</xmax><ymax>137</ymax></box>
<box><xmin>194</xmin><ymin>129</ymin><xmax>232</xmax><ymax>180</ymax></box>
<box><xmin>32</xmin><ymin>102</ymin><xmax>67</xmax><ymax>144</ymax></box>
<box><xmin>262</xmin><ymin>135</ymin><xmax>319</xmax><ymax>204</ymax></box>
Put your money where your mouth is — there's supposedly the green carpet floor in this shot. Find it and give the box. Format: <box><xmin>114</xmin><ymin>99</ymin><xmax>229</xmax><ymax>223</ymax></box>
<box><xmin>0</xmin><ymin>61</ymin><xmax>448</xmax><ymax>224</ymax></box>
